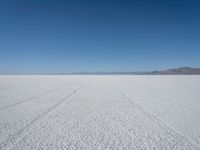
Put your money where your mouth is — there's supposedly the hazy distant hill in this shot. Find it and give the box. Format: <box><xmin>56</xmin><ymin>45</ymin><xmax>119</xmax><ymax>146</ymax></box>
<box><xmin>70</xmin><ymin>67</ymin><xmax>200</xmax><ymax>75</ymax></box>
<box><xmin>155</xmin><ymin>67</ymin><xmax>200</xmax><ymax>75</ymax></box>
<box><xmin>1</xmin><ymin>67</ymin><xmax>200</xmax><ymax>75</ymax></box>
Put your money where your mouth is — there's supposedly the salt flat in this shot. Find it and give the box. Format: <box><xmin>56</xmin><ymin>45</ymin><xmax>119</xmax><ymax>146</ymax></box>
<box><xmin>0</xmin><ymin>75</ymin><xmax>200</xmax><ymax>150</ymax></box>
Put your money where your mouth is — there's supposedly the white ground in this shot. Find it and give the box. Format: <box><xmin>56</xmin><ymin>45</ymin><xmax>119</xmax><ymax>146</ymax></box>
<box><xmin>0</xmin><ymin>75</ymin><xmax>200</xmax><ymax>150</ymax></box>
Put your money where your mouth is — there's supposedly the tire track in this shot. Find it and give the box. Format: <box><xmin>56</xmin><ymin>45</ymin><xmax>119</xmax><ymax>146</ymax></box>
<box><xmin>134</xmin><ymin>87</ymin><xmax>200</xmax><ymax>114</ymax></box>
<box><xmin>109</xmin><ymin>79</ymin><xmax>200</xmax><ymax>113</ymax></box>
<box><xmin>0</xmin><ymin>80</ymin><xmax>89</xmax><ymax>150</ymax></box>
<box><xmin>0</xmin><ymin>83</ymin><xmax>72</xmax><ymax>111</ymax></box>
<box><xmin>112</xmin><ymin>87</ymin><xmax>200</xmax><ymax>149</ymax></box>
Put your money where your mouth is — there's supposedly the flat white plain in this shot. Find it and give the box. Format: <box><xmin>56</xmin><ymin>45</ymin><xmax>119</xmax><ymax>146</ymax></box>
<box><xmin>0</xmin><ymin>75</ymin><xmax>200</xmax><ymax>150</ymax></box>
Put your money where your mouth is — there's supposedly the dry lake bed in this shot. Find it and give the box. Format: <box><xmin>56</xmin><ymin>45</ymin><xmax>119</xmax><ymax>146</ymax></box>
<box><xmin>0</xmin><ymin>75</ymin><xmax>200</xmax><ymax>150</ymax></box>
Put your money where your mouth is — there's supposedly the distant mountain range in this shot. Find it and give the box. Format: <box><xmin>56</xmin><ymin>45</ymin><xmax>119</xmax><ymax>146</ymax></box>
<box><xmin>151</xmin><ymin>67</ymin><xmax>200</xmax><ymax>75</ymax></box>
<box><xmin>69</xmin><ymin>67</ymin><xmax>200</xmax><ymax>75</ymax></box>
<box><xmin>1</xmin><ymin>67</ymin><xmax>200</xmax><ymax>75</ymax></box>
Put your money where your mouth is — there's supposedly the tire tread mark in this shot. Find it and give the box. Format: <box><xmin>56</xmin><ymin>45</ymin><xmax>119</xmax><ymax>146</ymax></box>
<box><xmin>135</xmin><ymin>87</ymin><xmax>200</xmax><ymax>114</ymax></box>
<box><xmin>0</xmin><ymin>84</ymin><xmax>72</xmax><ymax>111</ymax></box>
<box><xmin>0</xmin><ymin>81</ymin><xmax>89</xmax><ymax>150</ymax></box>
<box><xmin>112</xmin><ymin>87</ymin><xmax>200</xmax><ymax>150</ymax></box>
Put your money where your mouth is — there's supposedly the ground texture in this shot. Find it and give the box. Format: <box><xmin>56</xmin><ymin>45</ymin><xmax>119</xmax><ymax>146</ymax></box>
<box><xmin>0</xmin><ymin>75</ymin><xmax>200</xmax><ymax>150</ymax></box>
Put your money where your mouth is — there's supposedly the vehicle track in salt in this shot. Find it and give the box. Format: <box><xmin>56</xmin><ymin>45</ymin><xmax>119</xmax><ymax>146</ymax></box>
<box><xmin>0</xmin><ymin>80</ymin><xmax>89</xmax><ymax>150</ymax></box>
<box><xmin>0</xmin><ymin>83</ymin><xmax>72</xmax><ymax>111</ymax></box>
<box><xmin>123</xmin><ymin>85</ymin><xmax>200</xmax><ymax>146</ymax></box>
<box><xmin>112</xmin><ymin>87</ymin><xmax>200</xmax><ymax>150</ymax></box>
<box><xmin>109</xmin><ymin>79</ymin><xmax>200</xmax><ymax>114</ymax></box>
<box><xmin>134</xmin><ymin>87</ymin><xmax>200</xmax><ymax>114</ymax></box>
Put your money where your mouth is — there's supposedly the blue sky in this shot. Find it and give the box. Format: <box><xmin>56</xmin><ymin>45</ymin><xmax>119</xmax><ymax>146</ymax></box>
<box><xmin>0</xmin><ymin>0</ymin><xmax>200</xmax><ymax>74</ymax></box>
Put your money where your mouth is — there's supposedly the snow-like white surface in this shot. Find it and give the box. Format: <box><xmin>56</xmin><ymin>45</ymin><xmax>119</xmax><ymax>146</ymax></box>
<box><xmin>0</xmin><ymin>75</ymin><xmax>200</xmax><ymax>150</ymax></box>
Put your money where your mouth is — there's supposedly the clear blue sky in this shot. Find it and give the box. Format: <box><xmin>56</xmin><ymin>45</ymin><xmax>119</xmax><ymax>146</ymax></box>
<box><xmin>0</xmin><ymin>0</ymin><xmax>200</xmax><ymax>74</ymax></box>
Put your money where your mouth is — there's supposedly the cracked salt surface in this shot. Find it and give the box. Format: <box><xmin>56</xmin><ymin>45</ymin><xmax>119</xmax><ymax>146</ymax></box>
<box><xmin>0</xmin><ymin>75</ymin><xmax>200</xmax><ymax>149</ymax></box>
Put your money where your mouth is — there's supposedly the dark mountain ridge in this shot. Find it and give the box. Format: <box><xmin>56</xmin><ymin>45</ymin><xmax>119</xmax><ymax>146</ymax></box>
<box><xmin>69</xmin><ymin>67</ymin><xmax>200</xmax><ymax>75</ymax></box>
<box><xmin>1</xmin><ymin>67</ymin><xmax>200</xmax><ymax>75</ymax></box>
<box><xmin>155</xmin><ymin>67</ymin><xmax>200</xmax><ymax>75</ymax></box>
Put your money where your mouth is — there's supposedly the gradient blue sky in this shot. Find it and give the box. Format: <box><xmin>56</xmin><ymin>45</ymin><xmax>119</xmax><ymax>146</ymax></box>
<box><xmin>0</xmin><ymin>0</ymin><xmax>200</xmax><ymax>74</ymax></box>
